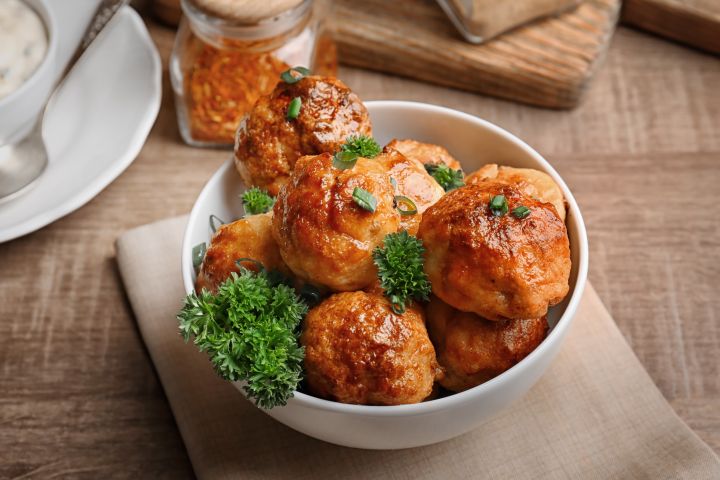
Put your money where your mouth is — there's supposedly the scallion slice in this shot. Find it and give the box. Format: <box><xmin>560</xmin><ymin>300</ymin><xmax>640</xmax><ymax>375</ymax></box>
<box><xmin>489</xmin><ymin>195</ymin><xmax>508</xmax><ymax>217</ymax></box>
<box><xmin>333</xmin><ymin>150</ymin><xmax>358</xmax><ymax>170</ymax></box>
<box><xmin>394</xmin><ymin>195</ymin><xmax>417</xmax><ymax>216</ymax></box>
<box><xmin>512</xmin><ymin>205</ymin><xmax>531</xmax><ymax>219</ymax></box>
<box><xmin>192</xmin><ymin>242</ymin><xmax>207</xmax><ymax>273</ymax></box>
<box><xmin>209</xmin><ymin>214</ymin><xmax>225</xmax><ymax>233</ymax></box>
<box><xmin>280</xmin><ymin>66</ymin><xmax>311</xmax><ymax>84</ymax></box>
<box><xmin>352</xmin><ymin>187</ymin><xmax>377</xmax><ymax>213</ymax></box>
<box><xmin>286</xmin><ymin>97</ymin><xmax>302</xmax><ymax>119</ymax></box>
<box><xmin>235</xmin><ymin>257</ymin><xmax>265</xmax><ymax>272</ymax></box>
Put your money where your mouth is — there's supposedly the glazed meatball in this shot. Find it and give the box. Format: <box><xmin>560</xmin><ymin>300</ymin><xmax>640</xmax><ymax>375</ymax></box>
<box><xmin>426</xmin><ymin>296</ymin><xmax>548</xmax><ymax>392</ymax></box>
<box><xmin>466</xmin><ymin>164</ymin><xmax>566</xmax><ymax>221</ymax></box>
<box><xmin>195</xmin><ymin>213</ymin><xmax>288</xmax><ymax>293</ymax></box>
<box><xmin>376</xmin><ymin>147</ymin><xmax>444</xmax><ymax>234</ymax></box>
<box><xmin>418</xmin><ymin>181</ymin><xmax>571</xmax><ymax>320</ymax></box>
<box><xmin>386</xmin><ymin>139</ymin><xmax>462</xmax><ymax>170</ymax></box>
<box><xmin>234</xmin><ymin>75</ymin><xmax>372</xmax><ymax>195</ymax></box>
<box><xmin>272</xmin><ymin>153</ymin><xmax>400</xmax><ymax>291</ymax></box>
<box><xmin>301</xmin><ymin>291</ymin><xmax>441</xmax><ymax>405</ymax></box>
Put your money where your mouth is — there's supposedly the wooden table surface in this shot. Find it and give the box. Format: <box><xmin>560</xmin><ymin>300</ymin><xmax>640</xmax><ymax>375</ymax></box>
<box><xmin>1</xmin><ymin>15</ymin><xmax>719</xmax><ymax>478</ymax></box>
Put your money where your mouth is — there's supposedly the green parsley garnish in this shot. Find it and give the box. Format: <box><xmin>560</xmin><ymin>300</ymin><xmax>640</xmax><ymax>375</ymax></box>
<box><xmin>512</xmin><ymin>205</ymin><xmax>531</xmax><ymax>219</ymax></box>
<box><xmin>489</xmin><ymin>195</ymin><xmax>508</xmax><ymax>217</ymax></box>
<box><xmin>280</xmin><ymin>66</ymin><xmax>311</xmax><ymax>84</ymax></box>
<box><xmin>286</xmin><ymin>97</ymin><xmax>302</xmax><ymax>120</ymax></box>
<box><xmin>352</xmin><ymin>187</ymin><xmax>377</xmax><ymax>212</ymax></box>
<box><xmin>242</xmin><ymin>187</ymin><xmax>275</xmax><ymax>215</ymax></box>
<box><xmin>424</xmin><ymin>163</ymin><xmax>464</xmax><ymax>192</ymax></box>
<box><xmin>332</xmin><ymin>135</ymin><xmax>382</xmax><ymax>170</ymax></box>
<box><xmin>372</xmin><ymin>231</ymin><xmax>431</xmax><ymax>314</ymax></box>
<box><xmin>178</xmin><ymin>269</ymin><xmax>307</xmax><ymax>409</ymax></box>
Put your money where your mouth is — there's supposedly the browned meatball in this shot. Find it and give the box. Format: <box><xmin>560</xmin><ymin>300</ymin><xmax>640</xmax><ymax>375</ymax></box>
<box><xmin>426</xmin><ymin>296</ymin><xmax>548</xmax><ymax>392</ymax></box>
<box><xmin>195</xmin><ymin>213</ymin><xmax>288</xmax><ymax>293</ymax></box>
<box><xmin>386</xmin><ymin>139</ymin><xmax>462</xmax><ymax>170</ymax></box>
<box><xmin>376</xmin><ymin>147</ymin><xmax>444</xmax><ymax>234</ymax></box>
<box><xmin>234</xmin><ymin>75</ymin><xmax>372</xmax><ymax>195</ymax></box>
<box><xmin>272</xmin><ymin>153</ymin><xmax>400</xmax><ymax>291</ymax></box>
<box><xmin>301</xmin><ymin>291</ymin><xmax>441</xmax><ymax>405</ymax></box>
<box><xmin>466</xmin><ymin>164</ymin><xmax>566</xmax><ymax>221</ymax></box>
<box><xmin>418</xmin><ymin>181</ymin><xmax>571</xmax><ymax>320</ymax></box>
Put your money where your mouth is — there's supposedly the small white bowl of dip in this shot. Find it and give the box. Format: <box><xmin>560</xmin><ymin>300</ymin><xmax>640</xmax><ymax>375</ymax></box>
<box><xmin>0</xmin><ymin>0</ymin><xmax>57</xmax><ymax>145</ymax></box>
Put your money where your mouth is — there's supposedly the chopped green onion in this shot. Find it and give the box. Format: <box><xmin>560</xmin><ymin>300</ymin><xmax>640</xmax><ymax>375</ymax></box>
<box><xmin>489</xmin><ymin>195</ymin><xmax>508</xmax><ymax>217</ymax></box>
<box><xmin>512</xmin><ymin>205</ymin><xmax>531</xmax><ymax>219</ymax></box>
<box><xmin>390</xmin><ymin>177</ymin><xmax>398</xmax><ymax>190</ymax></box>
<box><xmin>389</xmin><ymin>293</ymin><xmax>407</xmax><ymax>314</ymax></box>
<box><xmin>287</xmin><ymin>97</ymin><xmax>302</xmax><ymax>120</ymax></box>
<box><xmin>209</xmin><ymin>214</ymin><xmax>225</xmax><ymax>233</ymax></box>
<box><xmin>280</xmin><ymin>66</ymin><xmax>311</xmax><ymax>84</ymax></box>
<box><xmin>352</xmin><ymin>187</ymin><xmax>377</xmax><ymax>213</ymax></box>
<box><xmin>333</xmin><ymin>150</ymin><xmax>358</xmax><ymax>170</ymax></box>
<box><xmin>235</xmin><ymin>257</ymin><xmax>265</xmax><ymax>272</ymax></box>
<box><xmin>394</xmin><ymin>195</ymin><xmax>417</xmax><ymax>216</ymax></box>
<box><xmin>192</xmin><ymin>242</ymin><xmax>207</xmax><ymax>273</ymax></box>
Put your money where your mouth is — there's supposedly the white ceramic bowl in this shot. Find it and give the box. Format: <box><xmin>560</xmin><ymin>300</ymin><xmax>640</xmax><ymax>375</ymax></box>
<box><xmin>0</xmin><ymin>0</ymin><xmax>58</xmax><ymax>145</ymax></box>
<box><xmin>182</xmin><ymin>101</ymin><xmax>589</xmax><ymax>450</ymax></box>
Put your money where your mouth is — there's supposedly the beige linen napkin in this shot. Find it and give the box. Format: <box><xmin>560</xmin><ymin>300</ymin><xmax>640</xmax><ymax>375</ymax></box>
<box><xmin>116</xmin><ymin>216</ymin><xmax>720</xmax><ymax>480</ymax></box>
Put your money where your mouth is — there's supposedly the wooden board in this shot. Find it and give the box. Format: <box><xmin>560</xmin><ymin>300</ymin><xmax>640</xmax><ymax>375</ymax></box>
<box><xmin>622</xmin><ymin>0</ymin><xmax>720</xmax><ymax>55</ymax></box>
<box><xmin>332</xmin><ymin>0</ymin><xmax>621</xmax><ymax>109</ymax></box>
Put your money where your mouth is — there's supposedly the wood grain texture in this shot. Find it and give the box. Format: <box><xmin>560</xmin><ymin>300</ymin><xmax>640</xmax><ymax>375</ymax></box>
<box><xmin>332</xmin><ymin>0</ymin><xmax>621</xmax><ymax>109</ymax></box>
<box><xmin>0</xmin><ymin>19</ymin><xmax>718</xmax><ymax>479</ymax></box>
<box><xmin>622</xmin><ymin>0</ymin><xmax>720</xmax><ymax>55</ymax></box>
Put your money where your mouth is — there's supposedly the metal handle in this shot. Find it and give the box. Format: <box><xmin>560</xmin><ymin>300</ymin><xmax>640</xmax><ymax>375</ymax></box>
<box><xmin>59</xmin><ymin>0</ymin><xmax>131</xmax><ymax>83</ymax></box>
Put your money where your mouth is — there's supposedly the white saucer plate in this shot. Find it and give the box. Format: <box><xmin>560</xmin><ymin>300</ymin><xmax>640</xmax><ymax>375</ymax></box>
<box><xmin>0</xmin><ymin>6</ymin><xmax>161</xmax><ymax>243</ymax></box>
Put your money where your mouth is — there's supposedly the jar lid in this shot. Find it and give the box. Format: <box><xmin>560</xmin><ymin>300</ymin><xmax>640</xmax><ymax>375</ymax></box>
<box><xmin>189</xmin><ymin>0</ymin><xmax>304</xmax><ymax>24</ymax></box>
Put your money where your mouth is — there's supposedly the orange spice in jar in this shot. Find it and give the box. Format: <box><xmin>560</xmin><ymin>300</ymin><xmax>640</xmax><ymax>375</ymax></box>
<box><xmin>170</xmin><ymin>0</ymin><xmax>337</xmax><ymax>148</ymax></box>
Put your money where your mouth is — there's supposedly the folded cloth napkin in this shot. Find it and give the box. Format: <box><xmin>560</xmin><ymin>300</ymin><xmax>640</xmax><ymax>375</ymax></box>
<box><xmin>116</xmin><ymin>216</ymin><xmax>720</xmax><ymax>480</ymax></box>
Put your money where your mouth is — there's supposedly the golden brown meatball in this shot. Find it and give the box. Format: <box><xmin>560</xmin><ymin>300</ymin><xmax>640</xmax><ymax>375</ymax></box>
<box><xmin>195</xmin><ymin>213</ymin><xmax>288</xmax><ymax>293</ymax></box>
<box><xmin>272</xmin><ymin>153</ymin><xmax>400</xmax><ymax>291</ymax></box>
<box><xmin>301</xmin><ymin>291</ymin><xmax>441</xmax><ymax>405</ymax></box>
<box><xmin>386</xmin><ymin>139</ymin><xmax>462</xmax><ymax>170</ymax></box>
<box><xmin>375</xmin><ymin>147</ymin><xmax>444</xmax><ymax>234</ymax></box>
<box><xmin>234</xmin><ymin>75</ymin><xmax>372</xmax><ymax>195</ymax></box>
<box><xmin>418</xmin><ymin>181</ymin><xmax>571</xmax><ymax>320</ymax></box>
<box><xmin>466</xmin><ymin>164</ymin><xmax>566</xmax><ymax>221</ymax></box>
<box><xmin>426</xmin><ymin>296</ymin><xmax>548</xmax><ymax>392</ymax></box>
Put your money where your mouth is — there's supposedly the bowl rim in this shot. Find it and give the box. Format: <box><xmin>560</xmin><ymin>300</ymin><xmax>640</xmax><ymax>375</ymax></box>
<box><xmin>182</xmin><ymin>100</ymin><xmax>589</xmax><ymax>417</ymax></box>
<box><xmin>0</xmin><ymin>0</ymin><xmax>58</xmax><ymax>109</ymax></box>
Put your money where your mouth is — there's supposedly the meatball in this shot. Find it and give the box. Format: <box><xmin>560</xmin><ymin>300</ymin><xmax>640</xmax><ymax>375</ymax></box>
<box><xmin>272</xmin><ymin>153</ymin><xmax>400</xmax><ymax>291</ymax></box>
<box><xmin>386</xmin><ymin>139</ymin><xmax>462</xmax><ymax>170</ymax></box>
<box><xmin>418</xmin><ymin>181</ymin><xmax>571</xmax><ymax>320</ymax></box>
<box><xmin>234</xmin><ymin>75</ymin><xmax>372</xmax><ymax>195</ymax></box>
<box><xmin>375</xmin><ymin>147</ymin><xmax>444</xmax><ymax>234</ymax></box>
<box><xmin>466</xmin><ymin>164</ymin><xmax>566</xmax><ymax>221</ymax></box>
<box><xmin>426</xmin><ymin>296</ymin><xmax>548</xmax><ymax>392</ymax></box>
<box><xmin>195</xmin><ymin>213</ymin><xmax>288</xmax><ymax>293</ymax></box>
<box><xmin>301</xmin><ymin>291</ymin><xmax>441</xmax><ymax>405</ymax></box>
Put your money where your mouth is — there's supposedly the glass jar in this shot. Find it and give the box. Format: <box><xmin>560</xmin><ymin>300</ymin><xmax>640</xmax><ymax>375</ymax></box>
<box><xmin>170</xmin><ymin>0</ymin><xmax>337</xmax><ymax>148</ymax></box>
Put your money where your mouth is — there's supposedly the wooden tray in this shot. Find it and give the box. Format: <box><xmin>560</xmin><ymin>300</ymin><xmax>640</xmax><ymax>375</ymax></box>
<box><xmin>622</xmin><ymin>0</ymin><xmax>720</xmax><ymax>55</ymax></box>
<box><xmin>332</xmin><ymin>0</ymin><xmax>621</xmax><ymax>109</ymax></box>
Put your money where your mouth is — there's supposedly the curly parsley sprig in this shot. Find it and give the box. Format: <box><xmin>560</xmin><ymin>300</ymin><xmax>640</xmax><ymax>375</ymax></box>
<box><xmin>242</xmin><ymin>187</ymin><xmax>275</xmax><ymax>215</ymax></box>
<box><xmin>178</xmin><ymin>269</ymin><xmax>307</xmax><ymax>409</ymax></box>
<box><xmin>333</xmin><ymin>135</ymin><xmax>382</xmax><ymax>169</ymax></box>
<box><xmin>425</xmin><ymin>163</ymin><xmax>464</xmax><ymax>192</ymax></box>
<box><xmin>372</xmin><ymin>231</ymin><xmax>432</xmax><ymax>314</ymax></box>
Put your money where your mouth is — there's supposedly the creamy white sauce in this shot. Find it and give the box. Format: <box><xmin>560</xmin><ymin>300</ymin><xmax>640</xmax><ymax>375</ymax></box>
<box><xmin>0</xmin><ymin>0</ymin><xmax>48</xmax><ymax>100</ymax></box>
